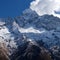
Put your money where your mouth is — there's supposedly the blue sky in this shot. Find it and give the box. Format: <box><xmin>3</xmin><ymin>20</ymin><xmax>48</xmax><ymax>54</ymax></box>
<box><xmin>0</xmin><ymin>0</ymin><xmax>33</xmax><ymax>18</ymax></box>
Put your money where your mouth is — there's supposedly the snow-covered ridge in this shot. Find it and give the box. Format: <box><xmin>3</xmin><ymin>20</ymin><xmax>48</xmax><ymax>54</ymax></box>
<box><xmin>0</xmin><ymin>9</ymin><xmax>60</xmax><ymax>55</ymax></box>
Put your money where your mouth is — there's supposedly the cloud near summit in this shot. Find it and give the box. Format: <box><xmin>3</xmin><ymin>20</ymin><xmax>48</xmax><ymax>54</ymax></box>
<box><xmin>30</xmin><ymin>0</ymin><xmax>60</xmax><ymax>18</ymax></box>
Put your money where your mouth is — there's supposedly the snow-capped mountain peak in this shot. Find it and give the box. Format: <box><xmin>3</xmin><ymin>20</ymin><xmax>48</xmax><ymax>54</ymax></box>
<box><xmin>0</xmin><ymin>9</ymin><xmax>60</xmax><ymax>56</ymax></box>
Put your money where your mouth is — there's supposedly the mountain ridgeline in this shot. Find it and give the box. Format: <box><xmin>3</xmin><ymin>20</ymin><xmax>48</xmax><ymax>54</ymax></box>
<box><xmin>0</xmin><ymin>9</ymin><xmax>60</xmax><ymax>60</ymax></box>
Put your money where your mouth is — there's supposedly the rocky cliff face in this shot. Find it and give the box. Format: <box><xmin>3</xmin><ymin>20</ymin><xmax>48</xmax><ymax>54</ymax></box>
<box><xmin>0</xmin><ymin>9</ymin><xmax>60</xmax><ymax>60</ymax></box>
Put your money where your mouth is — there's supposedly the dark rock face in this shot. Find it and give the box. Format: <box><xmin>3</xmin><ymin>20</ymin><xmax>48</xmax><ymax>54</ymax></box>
<box><xmin>11</xmin><ymin>40</ymin><xmax>52</xmax><ymax>60</ymax></box>
<box><xmin>50</xmin><ymin>46</ymin><xmax>60</xmax><ymax>60</ymax></box>
<box><xmin>1</xmin><ymin>40</ymin><xmax>60</xmax><ymax>60</ymax></box>
<box><xmin>10</xmin><ymin>40</ymin><xmax>60</xmax><ymax>60</ymax></box>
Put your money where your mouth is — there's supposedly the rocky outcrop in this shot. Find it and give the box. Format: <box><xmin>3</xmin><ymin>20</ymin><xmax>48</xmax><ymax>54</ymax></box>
<box><xmin>11</xmin><ymin>40</ymin><xmax>52</xmax><ymax>60</ymax></box>
<box><xmin>0</xmin><ymin>42</ymin><xmax>10</xmax><ymax>60</ymax></box>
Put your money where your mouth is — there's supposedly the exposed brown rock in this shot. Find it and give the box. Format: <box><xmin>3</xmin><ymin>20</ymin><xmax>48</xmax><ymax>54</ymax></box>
<box><xmin>0</xmin><ymin>42</ymin><xmax>10</xmax><ymax>60</ymax></box>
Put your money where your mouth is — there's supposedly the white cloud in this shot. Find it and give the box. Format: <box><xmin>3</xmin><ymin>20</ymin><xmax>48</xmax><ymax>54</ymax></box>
<box><xmin>30</xmin><ymin>0</ymin><xmax>60</xmax><ymax>18</ymax></box>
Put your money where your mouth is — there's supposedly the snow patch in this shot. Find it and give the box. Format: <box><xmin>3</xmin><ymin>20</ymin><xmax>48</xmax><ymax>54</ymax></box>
<box><xmin>19</xmin><ymin>27</ymin><xmax>45</xmax><ymax>33</ymax></box>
